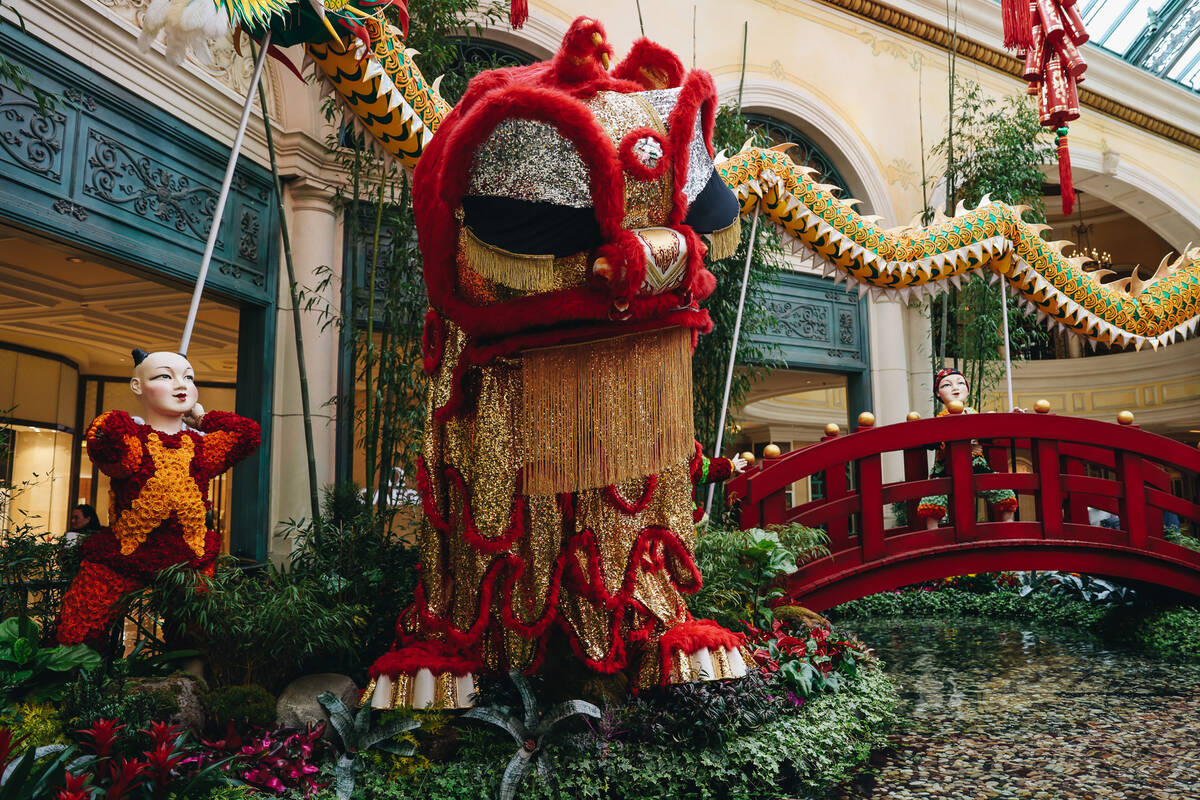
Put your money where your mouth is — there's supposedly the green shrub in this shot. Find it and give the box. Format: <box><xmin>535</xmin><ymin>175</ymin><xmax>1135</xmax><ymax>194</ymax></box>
<box><xmin>0</xmin><ymin>701</ymin><xmax>68</xmax><ymax>748</ymax></box>
<box><xmin>204</xmin><ymin>684</ymin><xmax>276</xmax><ymax>728</ymax></box>
<box><xmin>1129</xmin><ymin>606</ymin><xmax>1200</xmax><ymax>661</ymax></box>
<box><xmin>137</xmin><ymin>560</ymin><xmax>364</xmax><ymax>692</ymax></box>
<box><xmin>688</xmin><ymin>524</ymin><xmax>828</xmax><ymax>632</ymax></box>
<box><xmin>60</xmin><ymin>660</ymin><xmax>178</xmax><ymax>731</ymax></box>
<box><xmin>831</xmin><ymin>587</ymin><xmax>1114</xmax><ymax>631</ymax></box>
<box><xmin>313</xmin><ymin>667</ymin><xmax>898</xmax><ymax>800</ymax></box>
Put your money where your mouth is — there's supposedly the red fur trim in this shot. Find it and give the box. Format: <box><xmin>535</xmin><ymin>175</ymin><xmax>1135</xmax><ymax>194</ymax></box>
<box><xmin>916</xmin><ymin>503</ymin><xmax>946</xmax><ymax>521</ymax></box>
<box><xmin>436</xmin><ymin>86</ymin><xmax>624</xmax><ymax>240</ymax></box>
<box><xmin>611</xmin><ymin>38</ymin><xmax>685</xmax><ymax>89</ymax></box>
<box><xmin>665</xmin><ymin>70</ymin><xmax>718</xmax><ymax>225</ymax></box>
<box><xmin>551</xmin><ymin>18</ymin><xmax>615</xmax><ymax>86</ymax></box>
<box><xmin>595</xmin><ymin>230</ymin><xmax>649</xmax><ymax>302</ymax></box>
<box><xmin>657</xmin><ymin>619</ymin><xmax>746</xmax><ymax>686</ymax></box>
<box><xmin>422</xmin><ymin>309</ymin><xmax>445</xmax><ymax>375</ymax></box>
<box><xmin>445</xmin><ymin>466</ymin><xmax>526</xmax><ymax>554</ymax></box>
<box><xmin>674</xmin><ymin>225</ymin><xmax>715</xmax><ymax>305</ymax></box>
<box><xmin>413</xmin><ymin>555</ymin><xmax>516</xmax><ymax>648</ymax></box>
<box><xmin>562</xmin><ymin>614</ymin><xmax>628</xmax><ymax>673</ymax></box>
<box><xmin>498</xmin><ymin>547</ymin><xmax>568</xmax><ymax>639</ymax></box>
<box><xmin>604</xmin><ymin>475</ymin><xmax>658</xmax><ymax>515</ymax></box>
<box><xmin>618</xmin><ymin>127</ymin><xmax>671</xmax><ymax>182</ymax></box>
<box><xmin>688</xmin><ymin>440</ymin><xmax>705</xmax><ymax>481</ymax></box>
<box><xmin>566</xmin><ymin>526</ymin><xmax>702</xmax><ymax>611</ymax></box>
<box><xmin>369</xmin><ymin>640</ymin><xmax>483</xmax><ymax>678</ymax></box>
<box><xmin>416</xmin><ymin>456</ymin><xmax>449</xmax><ymax>534</ymax></box>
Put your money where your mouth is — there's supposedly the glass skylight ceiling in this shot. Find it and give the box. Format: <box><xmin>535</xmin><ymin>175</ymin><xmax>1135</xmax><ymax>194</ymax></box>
<box><xmin>1078</xmin><ymin>0</ymin><xmax>1200</xmax><ymax>92</ymax></box>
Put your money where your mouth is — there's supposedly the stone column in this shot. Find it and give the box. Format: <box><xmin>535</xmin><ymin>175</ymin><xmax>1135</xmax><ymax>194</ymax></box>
<box><xmin>867</xmin><ymin>296</ymin><xmax>911</xmax><ymax>483</ymax></box>
<box><xmin>268</xmin><ymin>177</ymin><xmax>343</xmax><ymax>560</ymax></box>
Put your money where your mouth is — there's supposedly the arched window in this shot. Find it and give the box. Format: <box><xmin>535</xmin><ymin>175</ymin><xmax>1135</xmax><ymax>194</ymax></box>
<box><xmin>744</xmin><ymin>113</ymin><xmax>851</xmax><ymax>197</ymax></box>
<box><xmin>438</xmin><ymin>37</ymin><xmax>539</xmax><ymax>104</ymax></box>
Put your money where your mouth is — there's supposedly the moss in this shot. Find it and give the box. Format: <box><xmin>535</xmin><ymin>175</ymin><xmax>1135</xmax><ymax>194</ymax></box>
<box><xmin>204</xmin><ymin>684</ymin><xmax>276</xmax><ymax>728</ymax></box>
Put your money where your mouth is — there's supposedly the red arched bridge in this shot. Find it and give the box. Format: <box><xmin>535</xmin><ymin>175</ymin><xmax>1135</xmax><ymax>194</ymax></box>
<box><xmin>724</xmin><ymin>411</ymin><xmax>1200</xmax><ymax>612</ymax></box>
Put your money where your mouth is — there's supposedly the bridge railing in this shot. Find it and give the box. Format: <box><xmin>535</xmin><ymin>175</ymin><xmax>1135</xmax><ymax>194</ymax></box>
<box><xmin>726</xmin><ymin>411</ymin><xmax>1200</xmax><ymax>573</ymax></box>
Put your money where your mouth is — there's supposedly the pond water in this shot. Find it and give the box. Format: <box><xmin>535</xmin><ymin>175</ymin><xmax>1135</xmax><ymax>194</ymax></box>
<box><xmin>832</xmin><ymin>617</ymin><xmax>1200</xmax><ymax>800</ymax></box>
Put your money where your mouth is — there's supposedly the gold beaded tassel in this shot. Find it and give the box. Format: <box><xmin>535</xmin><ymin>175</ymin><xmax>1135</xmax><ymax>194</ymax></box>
<box><xmin>705</xmin><ymin>217</ymin><xmax>742</xmax><ymax>261</ymax></box>
<box><xmin>521</xmin><ymin>327</ymin><xmax>695</xmax><ymax>496</ymax></box>
<box><xmin>461</xmin><ymin>226</ymin><xmax>561</xmax><ymax>292</ymax></box>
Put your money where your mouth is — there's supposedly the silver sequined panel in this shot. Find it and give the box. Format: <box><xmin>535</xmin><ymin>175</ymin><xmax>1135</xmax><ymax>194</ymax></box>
<box><xmin>467</xmin><ymin>118</ymin><xmax>593</xmax><ymax>208</ymax></box>
<box><xmin>642</xmin><ymin>88</ymin><xmax>714</xmax><ymax>203</ymax></box>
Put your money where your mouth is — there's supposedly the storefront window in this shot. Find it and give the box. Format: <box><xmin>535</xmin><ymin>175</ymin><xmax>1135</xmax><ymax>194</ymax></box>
<box><xmin>0</xmin><ymin>346</ymin><xmax>78</xmax><ymax>537</ymax></box>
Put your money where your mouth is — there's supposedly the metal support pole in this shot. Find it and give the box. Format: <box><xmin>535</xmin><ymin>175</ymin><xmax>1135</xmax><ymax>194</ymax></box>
<box><xmin>179</xmin><ymin>30</ymin><xmax>273</xmax><ymax>354</ymax></box>
<box><xmin>705</xmin><ymin>205</ymin><xmax>761</xmax><ymax>517</ymax></box>
<box><xmin>1000</xmin><ymin>277</ymin><xmax>1015</xmax><ymax>412</ymax></box>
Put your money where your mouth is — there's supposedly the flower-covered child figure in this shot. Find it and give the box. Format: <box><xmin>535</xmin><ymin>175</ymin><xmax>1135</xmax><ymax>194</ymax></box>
<box><xmin>916</xmin><ymin>368</ymin><xmax>1018</xmax><ymax>529</ymax></box>
<box><xmin>56</xmin><ymin>348</ymin><xmax>260</xmax><ymax>646</ymax></box>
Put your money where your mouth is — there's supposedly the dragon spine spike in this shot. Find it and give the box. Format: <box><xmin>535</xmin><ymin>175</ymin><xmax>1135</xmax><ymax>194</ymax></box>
<box><xmin>740</xmin><ymin>137</ymin><xmax>756</xmax><ymax>153</ymax></box>
<box><xmin>713</xmin><ymin>149</ymin><xmax>728</xmax><ymax>164</ymax></box>
<box><xmin>432</xmin><ymin>74</ymin><xmax>444</xmax><ymax>95</ymax></box>
<box><xmin>954</xmin><ymin>200</ymin><xmax>968</xmax><ymax>217</ymax></box>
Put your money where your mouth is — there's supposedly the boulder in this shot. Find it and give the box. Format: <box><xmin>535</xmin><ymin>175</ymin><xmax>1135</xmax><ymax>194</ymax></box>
<box><xmin>275</xmin><ymin>673</ymin><xmax>360</xmax><ymax>729</ymax></box>
<box><xmin>127</xmin><ymin>674</ymin><xmax>206</xmax><ymax>731</ymax></box>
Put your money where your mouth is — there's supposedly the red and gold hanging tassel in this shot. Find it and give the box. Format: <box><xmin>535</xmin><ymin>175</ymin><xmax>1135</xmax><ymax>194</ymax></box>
<box><xmin>1002</xmin><ymin>0</ymin><xmax>1034</xmax><ymax>50</ymax></box>
<box><xmin>509</xmin><ymin>0</ymin><xmax>528</xmax><ymax>29</ymax></box>
<box><xmin>1056</xmin><ymin>126</ymin><xmax>1074</xmax><ymax>216</ymax></box>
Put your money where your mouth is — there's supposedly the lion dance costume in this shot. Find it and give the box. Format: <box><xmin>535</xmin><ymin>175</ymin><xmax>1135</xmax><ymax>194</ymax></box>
<box><xmin>57</xmin><ymin>410</ymin><xmax>260</xmax><ymax>646</ymax></box>
<box><xmin>364</xmin><ymin>19</ymin><xmax>752</xmax><ymax>708</ymax></box>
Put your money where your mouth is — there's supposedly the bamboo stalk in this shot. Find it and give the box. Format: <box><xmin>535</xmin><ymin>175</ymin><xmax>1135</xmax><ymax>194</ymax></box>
<box><xmin>251</xmin><ymin>40</ymin><xmax>321</xmax><ymax>536</ymax></box>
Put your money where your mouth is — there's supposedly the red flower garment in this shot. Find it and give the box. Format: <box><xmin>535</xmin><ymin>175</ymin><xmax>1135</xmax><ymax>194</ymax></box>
<box><xmin>57</xmin><ymin>410</ymin><xmax>260</xmax><ymax>646</ymax></box>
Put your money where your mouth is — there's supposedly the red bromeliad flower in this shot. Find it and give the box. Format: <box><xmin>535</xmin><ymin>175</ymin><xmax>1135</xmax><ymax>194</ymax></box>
<box><xmin>106</xmin><ymin>756</ymin><xmax>150</xmax><ymax>800</ymax></box>
<box><xmin>143</xmin><ymin>721</ymin><xmax>183</xmax><ymax>749</ymax></box>
<box><xmin>78</xmin><ymin>719</ymin><xmax>126</xmax><ymax>758</ymax></box>
<box><xmin>56</xmin><ymin>771</ymin><xmax>92</xmax><ymax>800</ymax></box>
<box><xmin>0</xmin><ymin>728</ymin><xmax>30</xmax><ymax>772</ymax></box>
<box><xmin>144</xmin><ymin>740</ymin><xmax>186</xmax><ymax>792</ymax></box>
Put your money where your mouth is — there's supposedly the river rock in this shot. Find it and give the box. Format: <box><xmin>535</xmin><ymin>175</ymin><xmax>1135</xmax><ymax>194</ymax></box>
<box><xmin>127</xmin><ymin>674</ymin><xmax>206</xmax><ymax>731</ymax></box>
<box><xmin>275</xmin><ymin>673</ymin><xmax>360</xmax><ymax>729</ymax></box>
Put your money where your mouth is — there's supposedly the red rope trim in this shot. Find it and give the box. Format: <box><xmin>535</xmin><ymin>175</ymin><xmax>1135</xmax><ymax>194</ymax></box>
<box><xmin>445</xmin><ymin>466</ymin><xmax>526</xmax><ymax>554</ymax></box>
<box><xmin>422</xmin><ymin>309</ymin><xmax>445</xmax><ymax>375</ymax></box>
<box><xmin>498</xmin><ymin>547</ymin><xmax>568</xmax><ymax>639</ymax></box>
<box><xmin>416</xmin><ymin>456</ymin><xmax>449</xmax><ymax>534</ymax></box>
<box><xmin>604</xmin><ymin>475</ymin><xmax>658</xmax><ymax>515</ymax></box>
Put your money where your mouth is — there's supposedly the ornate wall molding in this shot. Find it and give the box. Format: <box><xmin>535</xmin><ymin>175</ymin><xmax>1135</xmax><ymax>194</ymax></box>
<box><xmin>0</xmin><ymin>25</ymin><xmax>276</xmax><ymax>305</ymax></box>
<box><xmin>810</xmin><ymin>0</ymin><xmax>1200</xmax><ymax>153</ymax></box>
<box><xmin>750</xmin><ymin>272</ymin><xmax>869</xmax><ymax>372</ymax></box>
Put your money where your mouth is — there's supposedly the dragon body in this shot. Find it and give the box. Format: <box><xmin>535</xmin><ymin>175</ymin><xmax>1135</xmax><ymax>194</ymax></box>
<box><xmin>295</xmin><ymin>17</ymin><xmax>1199</xmax><ymax>351</ymax></box>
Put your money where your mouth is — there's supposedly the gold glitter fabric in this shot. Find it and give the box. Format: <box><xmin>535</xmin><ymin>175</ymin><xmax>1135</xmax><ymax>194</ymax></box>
<box><xmin>398</xmin><ymin>315</ymin><xmax>723</xmax><ymax>687</ymax></box>
<box><xmin>585</xmin><ymin>91</ymin><xmax>671</xmax><ymax>229</ymax></box>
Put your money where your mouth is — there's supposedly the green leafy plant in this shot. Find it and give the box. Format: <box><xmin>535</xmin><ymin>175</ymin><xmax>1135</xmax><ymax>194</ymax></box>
<box><xmin>133</xmin><ymin>561</ymin><xmax>363</xmax><ymax>692</ymax></box>
<box><xmin>0</xmin><ymin>617</ymin><xmax>100</xmax><ymax>706</ymax></box>
<box><xmin>688</xmin><ymin>524</ymin><xmax>828</xmax><ymax>632</ymax></box>
<box><xmin>1017</xmin><ymin>571</ymin><xmax>1138</xmax><ymax>606</ymax></box>
<box><xmin>204</xmin><ymin>685</ymin><xmax>275</xmax><ymax>729</ymax></box>
<box><xmin>463</xmin><ymin>671</ymin><xmax>600</xmax><ymax>800</ymax></box>
<box><xmin>0</xmin><ymin>729</ymin><xmax>80</xmax><ymax>800</ymax></box>
<box><xmin>318</xmin><ymin>691</ymin><xmax>420</xmax><ymax>800</ymax></box>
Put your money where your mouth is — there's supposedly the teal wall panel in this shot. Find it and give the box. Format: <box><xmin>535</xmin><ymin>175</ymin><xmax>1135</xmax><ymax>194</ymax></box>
<box><xmin>0</xmin><ymin>25</ymin><xmax>277</xmax><ymax>306</ymax></box>
<box><xmin>749</xmin><ymin>271</ymin><xmax>870</xmax><ymax>373</ymax></box>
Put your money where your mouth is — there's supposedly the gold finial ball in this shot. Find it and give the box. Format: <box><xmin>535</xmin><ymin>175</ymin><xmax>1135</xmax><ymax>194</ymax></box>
<box><xmin>824</xmin><ymin>423</ymin><xmax>841</xmax><ymax>437</ymax></box>
<box><xmin>1034</xmin><ymin>399</ymin><xmax>1051</xmax><ymax>414</ymax></box>
<box><xmin>947</xmin><ymin>400</ymin><xmax>965</xmax><ymax>414</ymax></box>
<box><xmin>906</xmin><ymin>411</ymin><xmax>921</xmax><ymax>421</ymax></box>
<box><xmin>857</xmin><ymin>411</ymin><xmax>876</xmax><ymax>428</ymax></box>
<box><xmin>740</xmin><ymin>451</ymin><xmax>756</xmax><ymax>466</ymax></box>
<box><xmin>1117</xmin><ymin>410</ymin><xmax>1135</xmax><ymax>425</ymax></box>
<box><xmin>763</xmin><ymin>443</ymin><xmax>782</xmax><ymax>459</ymax></box>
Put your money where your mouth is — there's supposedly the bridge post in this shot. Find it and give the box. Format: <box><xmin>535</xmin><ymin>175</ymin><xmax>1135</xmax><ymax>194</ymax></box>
<box><xmin>903</xmin><ymin>446</ymin><xmax>927</xmax><ymax>531</ymax></box>
<box><xmin>1036</xmin><ymin>439</ymin><xmax>1064</xmax><ymax>538</ymax></box>
<box><xmin>857</xmin><ymin>452</ymin><xmax>884</xmax><ymax>561</ymax></box>
<box><xmin>825</xmin><ymin>461</ymin><xmax>849</xmax><ymax>545</ymax></box>
<box><xmin>1118</xmin><ymin>451</ymin><xmax>1148</xmax><ymax>548</ymax></box>
<box><xmin>948</xmin><ymin>440</ymin><xmax>978</xmax><ymax>540</ymax></box>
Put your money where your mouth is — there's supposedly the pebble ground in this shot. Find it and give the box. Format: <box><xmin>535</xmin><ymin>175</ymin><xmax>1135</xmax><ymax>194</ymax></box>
<box><xmin>830</xmin><ymin>620</ymin><xmax>1200</xmax><ymax>800</ymax></box>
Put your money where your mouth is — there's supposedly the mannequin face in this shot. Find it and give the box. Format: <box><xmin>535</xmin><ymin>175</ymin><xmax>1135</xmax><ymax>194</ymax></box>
<box><xmin>70</xmin><ymin>508</ymin><xmax>88</xmax><ymax>531</ymax></box>
<box><xmin>130</xmin><ymin>352</ymin><xmax>197</xmax><ymax>419</ymax></box>
<box><xmin>936</xmin><ymin>373</ymin><xmax>969</xmax><ymax>406</ymax></box>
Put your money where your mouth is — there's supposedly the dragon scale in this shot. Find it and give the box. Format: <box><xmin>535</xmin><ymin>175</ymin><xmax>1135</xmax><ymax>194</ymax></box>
<box><xmin>305</xmin><ymin>23</ymin><xmax>1200</xmax><ymax>352</ymax></box>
